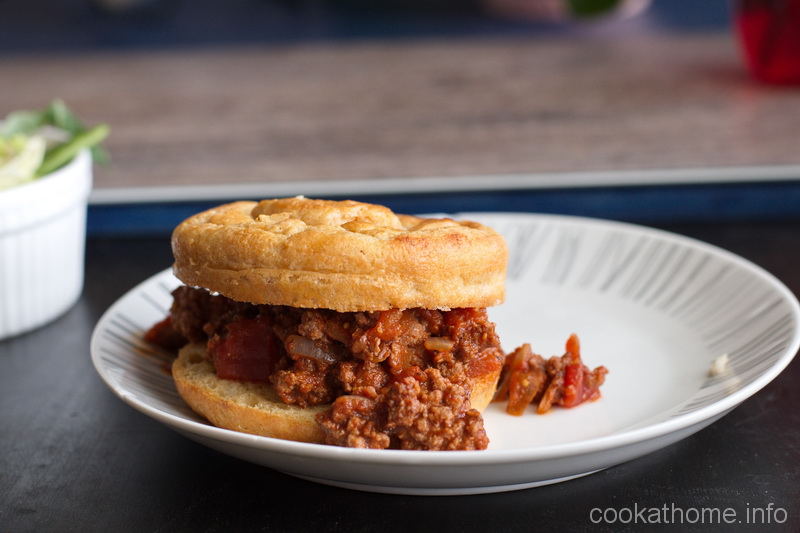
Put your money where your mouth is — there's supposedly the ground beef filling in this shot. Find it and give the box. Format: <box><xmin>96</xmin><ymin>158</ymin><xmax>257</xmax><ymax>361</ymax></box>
<box><xmin>159</xmin><ymin>286</ymin><xmax>504</xmax><ymax>450</ymax></box>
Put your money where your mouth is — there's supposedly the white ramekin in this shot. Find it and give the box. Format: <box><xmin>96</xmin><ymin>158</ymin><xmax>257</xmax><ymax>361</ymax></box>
<box><xmin>0</xmin><ymin>149</ymin><xmax>92</xmax><ymax>339</ymax></box>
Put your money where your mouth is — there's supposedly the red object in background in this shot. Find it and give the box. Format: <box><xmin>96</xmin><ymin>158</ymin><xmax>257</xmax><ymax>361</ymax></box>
<box><xmin>736</xmin><ymin>0</ymin><xmax>800</xmax><ymax>84</ymax></box>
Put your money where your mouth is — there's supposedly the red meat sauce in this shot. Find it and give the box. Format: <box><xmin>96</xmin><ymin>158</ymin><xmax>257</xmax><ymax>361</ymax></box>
<box><xmin>146</xmin><ymin>286</ymin><xmax>607</xmax><ymax>450</ymax></box>
<box><xmin>494</xmin><ymin>335</ymin><xmax>608</xmax><ymax>416</ymax></box>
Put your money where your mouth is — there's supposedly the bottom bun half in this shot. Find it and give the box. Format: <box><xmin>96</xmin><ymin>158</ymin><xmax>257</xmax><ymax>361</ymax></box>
<box><xmin>172</xmin><ymin>343</ymin><xmax>327</xmax><ymax>443</ymax></box>
<box><xmin>172</xmin><ymin>342</ymin><xmax>500</xmax><ymax>445</ymax></box>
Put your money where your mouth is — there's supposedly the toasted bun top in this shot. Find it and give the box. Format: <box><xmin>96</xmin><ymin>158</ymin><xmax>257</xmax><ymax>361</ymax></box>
<box><xmin>171</xmin><ymin>197</ymin><xmax>507</xmax><ymax>311</ymax></box>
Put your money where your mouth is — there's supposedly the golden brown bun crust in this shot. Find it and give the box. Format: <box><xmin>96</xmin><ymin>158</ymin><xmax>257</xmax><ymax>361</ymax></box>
<box><xmin>171</xmin><ymin>198</ymin><xmax>507</xmax><ymax>312</ymax></box>
<box><xmin>470</xmin><ymin>370</ymin><xmax>501</xmax><ymax>413</ymax></box>
<box><xmin>172</xmin><ymin>342</ymin><xmax>500</xmax><ymax>443</ymax></box>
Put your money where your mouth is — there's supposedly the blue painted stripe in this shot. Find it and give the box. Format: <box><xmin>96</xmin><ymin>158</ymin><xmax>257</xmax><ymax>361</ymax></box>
<box><xmin>87</xmin><ymin>180</ymin><xmax>800</xmax><ymax>237</ymax></box>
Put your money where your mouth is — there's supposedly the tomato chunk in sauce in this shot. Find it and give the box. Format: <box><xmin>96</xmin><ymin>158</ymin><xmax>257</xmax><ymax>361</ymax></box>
<box><xmin>207</xmin><ymin>315</ymin><xmax>281</xmax><ymax>383</ymax></box>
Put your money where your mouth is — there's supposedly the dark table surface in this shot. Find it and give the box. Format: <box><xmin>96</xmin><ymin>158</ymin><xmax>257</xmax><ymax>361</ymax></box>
<box><xmin>2</xmin><ymin>215</ymin><xmax>799</xmax><ymax>532</ymax></box>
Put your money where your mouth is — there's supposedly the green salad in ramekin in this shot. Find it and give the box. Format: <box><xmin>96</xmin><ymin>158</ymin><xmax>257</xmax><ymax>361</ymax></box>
<box><xmin>0</xmin><ymin>99</ymin><xmax>109</xmax><ymax>190</ymax></box>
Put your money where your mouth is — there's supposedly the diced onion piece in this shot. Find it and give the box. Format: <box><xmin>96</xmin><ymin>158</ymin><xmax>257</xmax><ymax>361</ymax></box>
<box><xmin>285</xmin><ymin>335</ymin><xmax>337</xmax><ymax>364</ymax></box>
<box><xmin>424</xmin><ymin>336</ymin><xmax>455</xmax><ymax>352</ymax></box>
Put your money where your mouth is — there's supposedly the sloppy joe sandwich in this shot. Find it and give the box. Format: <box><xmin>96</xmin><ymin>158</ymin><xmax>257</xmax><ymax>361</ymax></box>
<box><xmin>147</xmin><ymin>197</ymin><xmax>509</xmax><ymax>450</ymax></box>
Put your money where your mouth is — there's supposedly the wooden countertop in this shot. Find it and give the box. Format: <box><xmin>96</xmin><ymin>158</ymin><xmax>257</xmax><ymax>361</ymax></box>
<box><xmin>1</xmin><ymin>31</ymin><xmax>799</xmax><ymax>201</ymax></box>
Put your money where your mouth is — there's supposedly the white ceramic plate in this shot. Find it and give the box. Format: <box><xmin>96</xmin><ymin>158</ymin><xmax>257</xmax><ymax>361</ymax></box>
<box><xmin>90</xmin><ymin>213</ymin><xmax>800</xmax><ymax>495</ymax></box>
